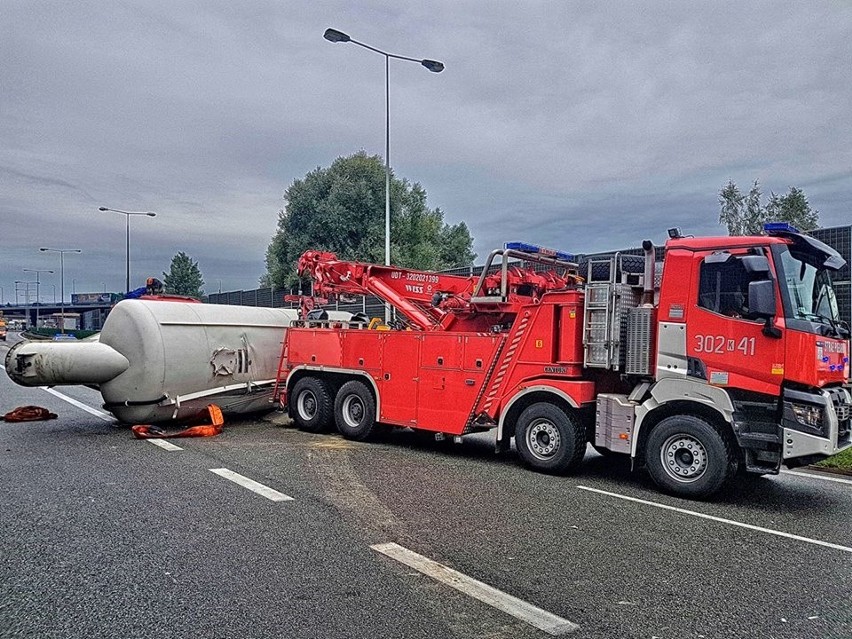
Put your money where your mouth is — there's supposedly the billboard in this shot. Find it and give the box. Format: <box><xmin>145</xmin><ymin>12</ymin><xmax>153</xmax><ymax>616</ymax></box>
<box><xmin>71</xmin><ymin>293</ymin><xmax>113</xmax><ymax>305</ymax></box>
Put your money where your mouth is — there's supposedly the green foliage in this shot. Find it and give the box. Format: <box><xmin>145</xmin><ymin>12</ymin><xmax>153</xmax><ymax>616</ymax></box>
<box><xmin>814</xmin><ymin>446</ymin><xmax>852</xmax><ymax>470</ymax></box>
<box><xmin>718</xmin><ymin>180</ymin><xmax>819</xmax><ymax>235</ymax></box>
<box><xmin>264</xmin><ymin>151</ymin><xmax>476</xmax><ymax>288</ymax></box>
<box><xmin>765</xmin><ymin>187</ymin><xmax>819</xmax><ymax>231</ymax></box>
<box><xmin>163</xmin><ymin>252</ymin><xmax>204</xmax><ymax>298</ymax></box>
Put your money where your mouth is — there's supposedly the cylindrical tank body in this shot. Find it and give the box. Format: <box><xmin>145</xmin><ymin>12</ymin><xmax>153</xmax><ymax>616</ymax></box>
<box><xmin>6</xmin><ymin>300</ymin><xmax>299</xmax><ymax>424</ymax></box>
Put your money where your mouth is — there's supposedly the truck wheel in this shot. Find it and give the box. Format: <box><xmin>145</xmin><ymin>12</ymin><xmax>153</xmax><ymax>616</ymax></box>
<box><xmin>644</xmin><ymin>415</ymin><xmax>737</xmax><ymax>499</ymax></box>
<box><xmin>334</xmin><ymin>380</ymin><xmax>376</xmax><ymax>441</ymax></box>
<box><xmin>291</xmin><ymin>377</ymin><xmax>334</xmax><ymax>433</ymax></box>
<box><xmin>515</xmin><ymin>403</ymin><xmax>586</xmax><ymax>474</ymax></box>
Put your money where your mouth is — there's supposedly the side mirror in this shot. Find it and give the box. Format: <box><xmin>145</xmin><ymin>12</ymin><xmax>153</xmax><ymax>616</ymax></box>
<box><xmin>748</xmin><ymin>279</ymin><xmax>782</xmax><ymax>338</ymax></box>
<box><xmin>748</xmin><ymin>280</ymin><xmax>776</xmax><ymax>317</ymax></box>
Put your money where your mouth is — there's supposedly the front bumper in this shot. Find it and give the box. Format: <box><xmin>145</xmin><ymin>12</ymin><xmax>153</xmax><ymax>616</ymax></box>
<box><xmin>782</xmin><ymin>385</ymin><xmax>852</xmax><ymax>463</ymax></box>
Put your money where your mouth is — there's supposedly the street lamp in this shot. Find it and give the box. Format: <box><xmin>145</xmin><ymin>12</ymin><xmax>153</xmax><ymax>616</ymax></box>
<box><xmin>98</xmin><ymin>206</ymin><xmax>157</xmax><ymax>293</ymax></box>
<box><xmin>324</xmin><ymin>27</ymin><xmax>443</xmax><ymax>322</ymax></box>
<box><xmin>39</xmin><ymin>248</ymin><xmax>82</xmax><ymax>334</ymax></box>
<box><xmin>23</xmin><ymin>268</ymin><xmax>54</xmax><ymax>329</ymax></box>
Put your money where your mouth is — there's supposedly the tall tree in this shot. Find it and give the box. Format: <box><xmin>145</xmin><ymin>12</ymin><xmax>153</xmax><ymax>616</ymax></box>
<box><xmin>163</xmin><ymin>252</ymin><xmax>204</xmax><ymax>298</ymax></box>
<box><xmin>719</xmin><ymin>180</ymin><xmax>747</xmax><ymax>235</ymax></box>
<box><xmin>264</xmin><ymin>151</ymin><xmax>476</xmax><ymax>289</ymax></box>
<box><xmin>718</xmin><ymin>180</ymin><xmax>819</xmax><ymax>235</ymax></box>
<box><xmin>765</xmin><ymin>187</ymin><xmax>819</xmax><ymax>231</ymax></box>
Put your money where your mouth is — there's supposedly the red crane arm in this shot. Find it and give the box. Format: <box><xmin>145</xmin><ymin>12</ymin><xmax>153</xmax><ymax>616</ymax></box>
<box><xmin>297</xmin><ymin>251</ymin><xmax>476</xmax><ymax>330</ymax></box>
<box><xmin>296</xmin><ymin>247</ymin><xmax>581</xmax><ymax>331</ymax></box>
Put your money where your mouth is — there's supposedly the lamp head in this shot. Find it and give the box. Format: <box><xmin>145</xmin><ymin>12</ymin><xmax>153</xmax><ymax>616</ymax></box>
<box><xmin>421</xmin><ymin>59</ymin><xmax>444</xmax><ymax>73</ymax></box>
<box><xmin>98</xmin><ymin>206</ymin><xmax>108</xmax><ymax>211</ymax></box>
<box><xmin>39</xmin><ymin>248</ymin><xmax>48</xmax><ymax>252</ymax></box>
<box><xmin>324</xmin><ymin>28</ymin><xmax>350</xmax><ymax>43</ymax></box>
<box><xmin>146</xmin><ymin>212</ymin><xmax>156</xmax><ymax>217</ymax></box>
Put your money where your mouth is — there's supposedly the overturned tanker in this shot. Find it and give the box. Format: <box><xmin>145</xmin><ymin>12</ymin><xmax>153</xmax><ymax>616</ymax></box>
<box><xmin>5</xmin><ymin>299</ymin><xmax>299</xmax><ymax>424</ymax></box>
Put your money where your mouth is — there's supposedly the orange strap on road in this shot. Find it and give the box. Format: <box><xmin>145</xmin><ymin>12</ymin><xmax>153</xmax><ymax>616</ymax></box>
<box><xmin>131</xmin><ymin>404</ymin><xmax>224</xmax><ymax>439</ymax></box>
<box><xmin>2</xmin><ymin>406</ymin><xmax>59</xmax><ymax>422</ymax></box>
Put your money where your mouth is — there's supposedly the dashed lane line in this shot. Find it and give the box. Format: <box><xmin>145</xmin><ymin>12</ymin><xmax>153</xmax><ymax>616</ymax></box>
<box><xmin>371</xmin><ymin>542</ymin><xmax>579</xmax><ymax>636</ymax></box>
<box><xmin>209</xmin><ymin>468</ymin><xmax>293</xmax><ymax>502</ymax></box>
<box><xmin>146</xmin><ymin>438</ymin><xmax>183</xmax><ymax>451</ymax></box>
<box><xmin>577</xmin><ymin>485</ymin><xmax>852</xmax><ymax>554</ymax></box>
<box><xmin>781</xmin><ymin>469</ymin><xmax>852</xmax><ymax>486</ymax></box>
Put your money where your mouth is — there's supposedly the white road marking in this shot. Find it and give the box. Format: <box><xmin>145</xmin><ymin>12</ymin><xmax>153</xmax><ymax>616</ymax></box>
<box><xmin>146</xmin><ymin>438</ymin><xmax>183</xmax><ymax>451</ymax></box>
<box><xmin>209</xmin><ymin>468</ymin><xmax>293</xmax><ymax>502</ymax></box>
<box><xmin>577</xmin><ymin>485</ymin><xmax>852</xmax><ymax>554</ymax></box>
<box><xmin>781</xmin><ymin>469</ymin><xmax>852</xmax><ymax>486</ymax></box>
<box><xmin>371</xmin><ymin>542</ymin><xmax>579</xmax><ymax>635</ymax></box>
<box><xmin>41</xmin><ymin>387</ymin><xmax>116</xmax><ymax>423</ymax></box>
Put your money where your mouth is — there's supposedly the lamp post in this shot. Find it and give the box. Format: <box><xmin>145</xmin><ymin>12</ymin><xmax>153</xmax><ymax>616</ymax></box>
<box><xmin>98</xmin><ymin>206</ymin><xmax>157</xmax><ymax>293</ymax></box>
<box><xmin>23</xmin><ymin>268</ymin><xmax>54</xmax><ymax>329</ymax></box>
<box><xmin>39</xmin><ymin>248</ymin><xmax>81</xmax><ymax>334</ymax></box>
<box><xmin>324</xmin><ymin>27</ymin><xmax>443</xmax><ymax>322</ymax></box>
<box><xmin>51</xmin><ymin>284</ymin><xmax>56</xmax><ymax>304</ymax></box>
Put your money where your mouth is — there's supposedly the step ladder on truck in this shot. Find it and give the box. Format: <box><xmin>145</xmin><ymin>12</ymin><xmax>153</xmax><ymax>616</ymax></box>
<box><xmin>273</xmin><ymin>224</ymin><xmax>852</xmax><ymax>499</ymax></box>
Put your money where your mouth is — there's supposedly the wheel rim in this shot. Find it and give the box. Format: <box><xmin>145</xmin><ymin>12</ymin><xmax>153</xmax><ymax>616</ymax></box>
<box><xmin>660</xmin><ymin>433</ymin><xmax>708</xmax><ymax>483</ymax></box>
<box><xmin>526</xmin><ymin>418</ymin><xmax>561</xmax><ymax>460</ymax></box>
<box><xmin>296</xmin><ymin>389</ymin><xmax>318</xmax><ymax>421</ymax></box>
<box><xmin>341</xmin><ymin>394</ymin><xmax>365</xmax><ymax>429</ymax></box>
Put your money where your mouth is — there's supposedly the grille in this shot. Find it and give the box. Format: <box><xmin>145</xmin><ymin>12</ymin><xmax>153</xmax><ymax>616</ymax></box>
<box><xmin>626</xmin><ymin>307</ymin><xmax>654</xmax><ymax>375</ymax></box>
<box><xmin>827</xmin><ymin>387</ymin><xmax>852</xmax><ymax>444</ymax></box>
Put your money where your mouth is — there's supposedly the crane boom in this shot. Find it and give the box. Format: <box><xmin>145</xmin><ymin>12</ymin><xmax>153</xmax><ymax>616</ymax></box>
<box><xmin>297</xmin><ymin>245</ymin><xmax>582</xmax><ymax>331</ymax></box>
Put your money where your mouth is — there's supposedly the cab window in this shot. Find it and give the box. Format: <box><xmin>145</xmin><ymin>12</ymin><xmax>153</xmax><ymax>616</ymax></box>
<box><xmin>698</xmin><ymin>254</ymin><xmax>754</xmax><ymax>318</ymax></box>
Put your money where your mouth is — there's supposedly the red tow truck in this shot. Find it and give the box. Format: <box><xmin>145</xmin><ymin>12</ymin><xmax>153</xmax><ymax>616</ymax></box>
<box><xmin>274</xmin><ymin>223</ymin><xmax>852</xmax><ymax>498</ymax></box>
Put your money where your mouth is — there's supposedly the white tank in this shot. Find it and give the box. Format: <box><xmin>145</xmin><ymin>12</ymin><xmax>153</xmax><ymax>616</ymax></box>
<box><xmin>5</xmin><ymin>299</ymin><xmax>301</xmax><ymax>424</ymax></box>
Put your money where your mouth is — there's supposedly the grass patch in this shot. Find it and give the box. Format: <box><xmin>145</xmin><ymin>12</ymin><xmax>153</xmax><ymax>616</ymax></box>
<box><xmin>814</xmin><ymin>446</ymin><xmax>852</xmax><ymax>470</ymax></box>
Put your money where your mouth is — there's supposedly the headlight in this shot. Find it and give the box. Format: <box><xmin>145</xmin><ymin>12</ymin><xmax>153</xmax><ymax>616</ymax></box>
<box><xmin>791</xmin><ymin>403</ymin><xmax>823</xmax><ymax>429</ymax></box>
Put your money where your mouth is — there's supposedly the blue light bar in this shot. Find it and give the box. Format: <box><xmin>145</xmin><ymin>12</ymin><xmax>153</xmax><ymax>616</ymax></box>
<box><xmin>504</xmin><ymin>241</ymin><xmax>574</xmax><ymax>262</ymax></box>
<box><xmin>764</xmin><ymin>221</ymin><xmax>801</xmax><ymax>235</ymax></box>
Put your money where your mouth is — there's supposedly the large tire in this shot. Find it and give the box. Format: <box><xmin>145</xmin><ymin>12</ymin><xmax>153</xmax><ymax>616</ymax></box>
<box><xmin>290</xmin><ymin>377</ymin><xmax>334</xmax><ymax>433</ymax></box>
<box><xmin>644</xmin><ymin>415</ymin><xmax>737</xmax><ymax>499</ymax></box>
<box><xmin>334</xmin><ymin>380</ymin><xmax>376</xmax><ymax>441</ymax></box>
<box><xmin>515</xmin><ymin>403</ymin><xmax>587</xmax><ymax>474</ymax></box>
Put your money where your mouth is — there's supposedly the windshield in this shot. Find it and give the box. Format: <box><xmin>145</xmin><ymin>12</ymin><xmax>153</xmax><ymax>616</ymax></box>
<box><xmin>776</xmin><ymin>245</ymin><xmax>843</xmax><ymax>330</ymax></box>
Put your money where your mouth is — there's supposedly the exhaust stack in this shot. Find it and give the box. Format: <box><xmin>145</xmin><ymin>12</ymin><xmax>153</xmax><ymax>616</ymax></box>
<box><xmin>641</xmin><ymin>239</ymin><xmax>655</xmax><ymax>306</ymax></box>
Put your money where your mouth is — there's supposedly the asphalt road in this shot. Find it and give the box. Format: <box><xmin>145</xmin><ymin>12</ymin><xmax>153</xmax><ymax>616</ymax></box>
<box><xmin>2</xmin><ymin>333</ymin><xmax>851</xmax><ymax>639</ymax></box>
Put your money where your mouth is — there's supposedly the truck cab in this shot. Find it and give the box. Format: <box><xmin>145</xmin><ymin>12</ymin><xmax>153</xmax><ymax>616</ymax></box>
<box><xmin>634</xmin><ymin>223</ymin><xmax>851</xmax><ymax>493</ymax></box>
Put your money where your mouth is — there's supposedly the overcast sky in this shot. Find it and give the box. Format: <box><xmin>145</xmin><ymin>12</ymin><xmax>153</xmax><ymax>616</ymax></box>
<box><xmin>2</xmin><ymin>0</ymin><xmax>851</xmax><ymax>302</ymax></box>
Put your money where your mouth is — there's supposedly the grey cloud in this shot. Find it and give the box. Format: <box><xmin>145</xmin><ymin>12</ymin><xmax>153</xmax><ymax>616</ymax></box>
<box><xmin>2</xmin><ymin>0</ymin><xmax>851</xmax><ymax>303</ymax></box>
